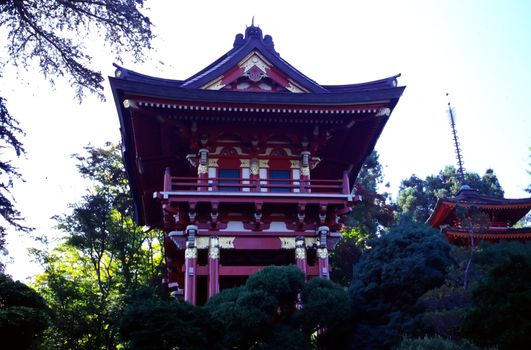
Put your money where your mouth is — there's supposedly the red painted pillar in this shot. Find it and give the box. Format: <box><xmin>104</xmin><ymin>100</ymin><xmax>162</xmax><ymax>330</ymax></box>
<box><xmin>317</xmin><ymin>247</ymin><xmax>330</xmax><ymax>279</ymax></box>
<box><xmin>250</xmin><ymin>158</ymin><xmax>260</xmax><ymax>192</ymax></box>
<box><xmin>208</xmin><ymin>236</ymin><xmax>220</xmax><ymax>297</ymax></box>
<box><xmin>300</xmin><ymin>151</ymin><xmax>311</xmax><ymax>193</ymax></box>
<box><xmin>197</xmin><ymin>148</ymin><xmax>208</xmax><ymax>191</ymax></box>
<box><xmin>342</xmin><ymin>170</ymin><xmax>350</xmax><ymax>194</ymax></box>
<box><xmin>184</xmin><ymin>246</ymin><xmax>197</xmax><ymax>304</ymax></box>
<box><xmin>295</xmin><ymin>236</ymin><xmax>307</xmax><ymax>277</ymax></box>
<box><xmin>163</xmin><ymin>167</ymin><xmax>172</xmax><ymax>192</ymax></box>
<box><xmin>184</xmin><ymin>225</ymin><xmax>198</xmax><ymax>304</ymax></box>
<box><xmin>317</xmin><ymin>226</ymin><xmax>330</xmax><ymax>279</ymax></box>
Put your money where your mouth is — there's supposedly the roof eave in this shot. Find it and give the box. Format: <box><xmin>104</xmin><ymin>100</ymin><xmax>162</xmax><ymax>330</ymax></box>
<box><xmin>109</xmin><ymin>76</ymin><xmax>405</xmax><ymax>106</ymax></box>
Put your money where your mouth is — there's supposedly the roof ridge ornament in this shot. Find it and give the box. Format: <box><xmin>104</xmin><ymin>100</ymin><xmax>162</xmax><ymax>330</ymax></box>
<box><xmin>245</xmin><ymin>22</ymin><xmax>263</xmax><ymax>39</ymax></box>
<box><xmin>233</xmin><ymin>22</ymin><xmax>276</xmax><ymax>53</ymax></box>
<box><xmin>446</xmin><ymin>93</ymin><xmax>466</xmax><ymax>186</ymax></box>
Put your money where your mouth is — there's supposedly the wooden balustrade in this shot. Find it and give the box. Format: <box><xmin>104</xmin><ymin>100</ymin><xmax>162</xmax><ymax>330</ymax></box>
<box><xmin>165</xmin><ymin>176</ymin><xmax>349</xmax><ymax>195</ymax></box>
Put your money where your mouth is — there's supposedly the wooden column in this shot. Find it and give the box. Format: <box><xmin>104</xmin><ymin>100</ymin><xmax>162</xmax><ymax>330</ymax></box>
<box><xmin>250</xmin><ymin>158</ymin><xmax>260</xmax><ymax>192</ymax></box>
<box><xmin>208</xmin><ymin>236</ymin><xmax>220</xmax><ymax>297</ymax></box>
<box><xmin>317</xmin><ymin>226</ymin><xmax>330</xmax><ymax>279</ymax></box>
<box><xmin>317</xmin><ymin>247</ymin><xmax>330</xmax><ymax>279</ymax></box>
<box><xmin>300</xmin><ymin>151</ymin><xmax>311</xmax><ymax>193</ymax></box>
<box><xmin>295</xmin><ymin>236</ymin><xmax>307</xmax><ymax>277</ymax></box>
<box><xmin>184</xmin><ymin>246</ymin><xmax>197</xmax><ymax>304</ymax></box>
<box><xmin>184</xmin><ymin>225</ymin><xmax>198</xmax><ymax>304</ymax></box>
<box><xmin>163</xmin><ymin>167</ymin><xmax>172</xmax><ymax>192</ymax></box>
<box><xmin>197</xmin><ymin>148</ymin><xmax>208</xmax><ymax>191</ymax></box>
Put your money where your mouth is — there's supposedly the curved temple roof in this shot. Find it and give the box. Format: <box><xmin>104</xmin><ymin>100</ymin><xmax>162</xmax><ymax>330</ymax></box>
<box><xmin>109</xmin><ymin>25</ymin><xmax>405</xmax><ymax>226</ymax></box>
<box><xmin>427</xmin><ymin>187</ymin><xmax>531</xmax><ymax>228</ymax></box>
<box><xmin>112</xmin><ymin>24</ymin><xmax>403</xmax><ymax>98</ymax></box>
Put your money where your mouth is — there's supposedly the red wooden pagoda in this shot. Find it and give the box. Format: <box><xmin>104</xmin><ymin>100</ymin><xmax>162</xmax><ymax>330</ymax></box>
<box><xmin>427</xmin><ymin>186</ymin><xmax>531</xmax><ymax>246</ymax></box>
<box><xmin>110</xmin><ymin>25</ymin><xmax>404</xmax><ymax>304</ymax></box>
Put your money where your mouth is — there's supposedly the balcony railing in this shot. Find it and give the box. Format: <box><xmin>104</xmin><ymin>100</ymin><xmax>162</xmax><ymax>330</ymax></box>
<box><xmin>162</xmin><ymin>170</ymin><xmax>351</xmax><ymax>196</ymax></box>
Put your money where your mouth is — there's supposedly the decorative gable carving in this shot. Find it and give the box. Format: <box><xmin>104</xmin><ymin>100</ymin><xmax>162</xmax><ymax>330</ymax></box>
<box><xmin>202</xmin><ymin>51</ymin><xmax>307</xmax><ymax>93</ymax></box>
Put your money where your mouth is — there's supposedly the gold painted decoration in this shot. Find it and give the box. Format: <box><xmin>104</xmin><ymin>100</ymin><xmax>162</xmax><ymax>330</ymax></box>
<box><xmin>295</xmin><ymin>247</ymin><xmax>306</xmax><ymax>260</ymax></box>
<box><xmin>290</xmin><ymin>160</ymin><xmax>300</xmax><ymax>169</ymax></box>
<box><xmin>310</xmin><ymin>157</ymin><xmax>321</xmax><ymax>170</ymax></box>
<box><xmin>259</xmin><ymin>159</ymin><xmax>269</xmax><ymax>168</ymax></box>
<box><xmin>218</xmin><ymin>237</ymin><xmax>235</xmax><ymax>249</ymax></box>
<box><xmin>286</xmin><ymin>81</ymin><xmax>306</xmax><ymax>93</ymax></box>
<box><xmin>203</xmin><ymin>79</ymin><xmax>226</xmax><ymax>90</ymax></box>
<box><xmin>208</xmin><ymin>158</ymin><xmax>219</xmax><ymax>167</ymax></box>
<box><xmin>300</xmin><ymin>167</ymin><xmax>310</xmax><ymax>176</ymax></box>
<box><xmin>186</xmin><ymin>154</ymin><xmax>199</xmax><ymax>167</ymax></box>
<box><xmin>195</xmin><ymin>237</ymin><xmax>210</xmax><ymax>249</ymax></box>
<box><xmin>208</xmin><ymin>246</ymin><xmax>220</xmax><ymax>259</ymax></box>
<box><xmin>199</xmin><ymin>51</ymin><xmax>308</xmax><ymax>93</ymax></box>
<box><xmin>122</xmin><ymin>99</ymin><xmax>138</xmax><ymax>109</ymax></box>
<box><xmin>240</xmin><ymin>52</ymin><xmax>270</xmax><ymax>73</ymax></box>
<box><xmin>280</xmin><ymin>237</ymin><xmax>296</xmax><ymax>249</ymax></box>
<box><xmin>240</xmin><ymin>159</ymin><xmax>250</xmax><ymax>168</ymax></box>
<box><xmin>317</xmin><ymin>247</ymin><xmax>328</xmax><ymax>259</ymax></box>
<box><xmin>198</xmin><ymin>164</ymin><xmax>208</xmax><ymax>174</ymax></box>
<box><xmin>376</xmin><ymin>107</ymin><xmax>391</xmax><ymax>117</ymax></box>
<box><xmin>304</xmin><ymin>237</ymin><xmax>317</xmax><ymax>248</ymax></box>
<box><xmin>185</xmin><ymin>247</ymin><xmax>198</xmax><ymax>259</ymax></box>
<box><xmin>250</xmin><ymin>161</ymin><xmax>259</xmax><ymax>175</ymax></box>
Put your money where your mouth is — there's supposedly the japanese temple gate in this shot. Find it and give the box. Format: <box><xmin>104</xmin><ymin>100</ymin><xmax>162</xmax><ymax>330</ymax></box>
<box><xmin>110</xmin><ymin>25</ymin><xmax>404</xmax><ymax>304</ymax></box>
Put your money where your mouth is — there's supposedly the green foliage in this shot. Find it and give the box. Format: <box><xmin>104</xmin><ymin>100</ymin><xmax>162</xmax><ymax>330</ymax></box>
<box><xmin>331</xmin><ymin>151</ymin><xmax>395</xmax><ymax>286</ymax></box>
<box><xmin>350</xmin><ymin>151</ymin><xmax>395</xmax><ymax>237</ymax></box>
<box><xmin>398</xmin><ymin>335</ymin><xmax>480</xmax><ymax>350</ymax></box>
<box><xmin>397</xmin><ymin>166</ymin><xmax>504</xmax><ymax>222</ymax></box>
<box><xmin>119</xmin><ymin>266</ymin><xmax>351</xmax><ymax>350</ymax></box>
<box><xmin>254</xmin><ymin>325</ymin><xmax>310</xmax><ymax>350</ymax></box>
<box><xmin>299</xmin><ymin>278</ymin><xmax>352</xmax><ymax>349</ymax></box>
<box><xmin>33</xmin><ymin>143</ymin><xmax>162</xmax><ymax>349</ymax></box>
<box><xmin>120</xmin><ymin>297</ymin><xmax>223</xmax><ymax>350</ymax></box>
<box><xmin>34</xmin><ymin>244</ymin><xmax>121</xmax><ymax>349</ymax></box>
<box><xmin>0</xmin><ymin>97</ymin><xmax>30</xmax><ymax>269</ymax></box>
<box><xmin>413</xmin><ymin>244</ymin><xmax>479</xmax><ymax>340</ymax></box>
<box><xmin>416</xmin><ymin>283</ymin><xmax>470</xmax><ymax>339</ymax></box>
<box><xmin>205</xmin><ymin>266</ymin><xmax>307</xmax><ymax>349</ymax></box>
<box><xmin>0</xmin><ymin>273</ymin><xmax>49</xmax><ymax>349</ymax></box>
<box><xmin>329</xmin><ymin>232</ymin><xmax>363</xmax><ymax>286</ymax></box>
<box><xmin>349</xmin><ymin>216</ymin><xmax>453</xmax><ymax>349</ymax></box>
<box><xmin>461</xmin><ymin>242</ymin><xmax>531</xmax><ymax>349</ymax></box>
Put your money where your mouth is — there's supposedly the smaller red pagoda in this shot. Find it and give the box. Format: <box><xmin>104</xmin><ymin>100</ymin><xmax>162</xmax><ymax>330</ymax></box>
<box><xmin>427</xmin><ymin>186</ymin><xmax>531</xmax><ymax>245</ymax></box>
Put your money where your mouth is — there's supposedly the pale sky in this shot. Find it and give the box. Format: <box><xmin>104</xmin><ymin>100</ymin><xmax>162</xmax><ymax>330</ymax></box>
<box><xmin>2</xmin><ymin>0</ymin><xmax>530</xmax><ymax>280</ymax></box>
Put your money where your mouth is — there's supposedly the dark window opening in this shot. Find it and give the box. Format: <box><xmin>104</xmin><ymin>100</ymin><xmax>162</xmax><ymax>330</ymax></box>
<box><xmin>219</xmin><ymin>168</ymin><xmax>240</xmax><ymax>192</ymax></box>
<box><xmin>269</xmin><ymin>170</ymin><xmax>290</xmax><ymax>192</ymax></box>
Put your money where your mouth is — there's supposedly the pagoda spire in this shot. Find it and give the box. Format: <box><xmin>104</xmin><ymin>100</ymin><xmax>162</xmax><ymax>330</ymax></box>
<box><xmin>446</xmin><ymin>93</ymin><xmax>466</xmax><ymax>185</ymax></box>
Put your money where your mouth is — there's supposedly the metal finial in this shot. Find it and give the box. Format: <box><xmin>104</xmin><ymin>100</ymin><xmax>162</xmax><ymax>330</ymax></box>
<box><xmin>251</xmin><ymin>16</ymin><xmax>255</xmax><ymax>26</ymax></box>
<box><xmin>446</xmin><ymin>93</ymin><xmax>466</xmax><ymax>184</ymax></box>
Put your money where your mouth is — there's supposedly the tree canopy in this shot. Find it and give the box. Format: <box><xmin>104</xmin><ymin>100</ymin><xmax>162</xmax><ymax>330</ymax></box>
<box><xmin>0</xmin><ymin>97</ymin><xmax>27</xmax><ymax>268</ymax></box>
<box><xmin>330</xmin><ymin>151</ymin><xmax>395</xmax><ymax>286</ymax></box>
<box><xmin>461</xmin><ymin>242</ymin><xmax>531</xmax><ymax>349</ymax></box>
<box><xmin>33</xmin><ymin>143</ymin><xmax>162</xmax><ymax>349</ymax></box>
<box><xmin>349</xmin><ymin>216</ymin><xmax>453</xmax><ymax>349</ymax></box>
<box><xmin>0</xmin><ymin>0</ymin><xmax>153</xmax><ymax>261</ymax></box>
<box><xmin>397</xmin><ymin>166</ymin><xmax>504</xmax><ymax>223</ymax></box>
<box><xmin>121</xmin><ymin>266</ymin><xmax>352</xmax><ymax>350</ymax></box>
<box><xmin>0</xmin><ymin>0</ymin><xmax>152</xmax><ymax>99</ymax></box>
<box><xmin>0</xmin><ymin>272</ymin><xmax>49</xmax><ymax>349</ymax></box>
